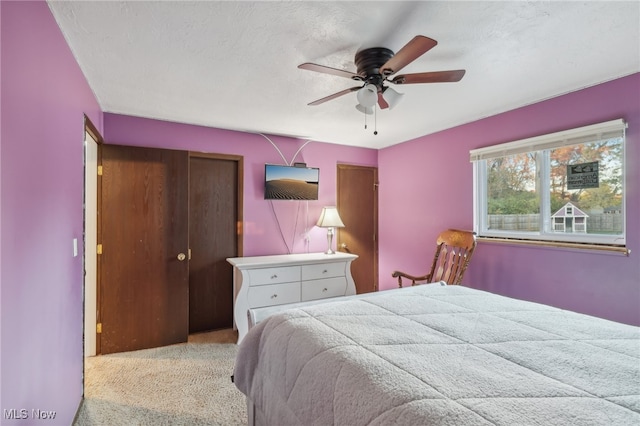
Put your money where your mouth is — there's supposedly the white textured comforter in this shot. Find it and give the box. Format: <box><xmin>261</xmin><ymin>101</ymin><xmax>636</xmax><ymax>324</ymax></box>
<box><xmin>234</xmin><ymin>284</ymin><xmax>640</xmax><ymax>425</ymax></box>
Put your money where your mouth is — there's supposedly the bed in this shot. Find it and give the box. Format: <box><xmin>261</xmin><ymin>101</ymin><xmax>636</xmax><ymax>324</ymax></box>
<box><xmin>233</xmin><ymin>283</ymin><xmax>640</xmax><ymax>425</ymax></box>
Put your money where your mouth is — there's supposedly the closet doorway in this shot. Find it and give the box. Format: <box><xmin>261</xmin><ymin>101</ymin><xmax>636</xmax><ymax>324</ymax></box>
<box><xmin>97</xmin><ymin>146</ymin><xmax>242</xmax><ymax>354</ymax></box>
<box><xmin>188</xmin><ymin>153</ymin><xmax>241</xmax><ymax>334</ymax></box>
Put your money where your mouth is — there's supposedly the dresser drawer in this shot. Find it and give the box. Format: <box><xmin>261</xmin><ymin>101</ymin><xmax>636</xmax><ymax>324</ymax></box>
<box><xmin>248</xmin><ymin>266</ymin><xmax>300</xmax><ymax>286</ymax></box>
<box><xmin>301</xmin><ymin>277</ymin><xmax>347</xmax><ymax>302</ymax></box>
<box><xmin>301</xmin><ymin>262</ymin><xmax>346</xmax><ymax>281</ymax></box>
<box><xmin>248</xmin><ymin>282</ymin><xmax>301</xmax><ymax>308</ymax></box>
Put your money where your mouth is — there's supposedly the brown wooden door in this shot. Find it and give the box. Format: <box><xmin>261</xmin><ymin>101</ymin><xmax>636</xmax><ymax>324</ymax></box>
<box><xmin>188</xmin><ymin>154</ymin><xmax>239</xmax><ymax>333</ymax></box>
<box><xmin>99</xmin><ymin>145</ymin><xmax>189</xmax><ymax>354</ymax></box>
<box><xmin>337</xmin><ymin>164</ymin><xmax>378</xmax><ymax>293</ymax></box>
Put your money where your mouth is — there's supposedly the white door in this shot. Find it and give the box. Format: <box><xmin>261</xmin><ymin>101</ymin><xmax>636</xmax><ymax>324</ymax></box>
<box><xmin>84</xmin><ymin>130</ymin><xmax>98</xmax><ymax>356</ymax></box>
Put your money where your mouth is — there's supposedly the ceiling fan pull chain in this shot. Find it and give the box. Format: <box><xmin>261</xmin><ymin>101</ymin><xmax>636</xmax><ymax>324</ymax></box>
<box><xmin>374</xmin><ymin>106</ymin><xmax>378</xmax><ymax>135</ymax></box>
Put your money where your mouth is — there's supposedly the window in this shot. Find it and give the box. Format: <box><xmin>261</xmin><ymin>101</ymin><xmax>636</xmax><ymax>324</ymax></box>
<box><xmin>471</xmin><ymin>119</ymin><xmax>626</xmax><ymax>247</ymax></box>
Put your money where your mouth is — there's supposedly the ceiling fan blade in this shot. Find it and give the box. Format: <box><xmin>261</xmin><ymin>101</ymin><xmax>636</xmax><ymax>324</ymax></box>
<box><xmin>380</xmin><ymin>35</ymin><xmax>438</xmax><ymax>76</ymax></box>
<box><xmin>307</xmin><ymin>86</ymin><xmax>361</xmax><ymax>106</ymax></box>
<box><xmin>298</xmin><ymin>63</ymin><xmax>362</xmax><ymax>80</ymax></box>
<box><xmin>378</xmin><ymin>92</ymin><xmax>389</xmax><ymax>109</ymax></box>
<box><xmin>390</xmin><ymin>70</ymin><xmax>466</xmax><ymax>85</ymax></box>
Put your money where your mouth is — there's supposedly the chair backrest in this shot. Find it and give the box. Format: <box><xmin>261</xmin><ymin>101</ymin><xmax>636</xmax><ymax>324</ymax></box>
<box><xmin>428</xmin><ymin>229</ymin><xmax>477</xmax><ymax>285</ymax></box>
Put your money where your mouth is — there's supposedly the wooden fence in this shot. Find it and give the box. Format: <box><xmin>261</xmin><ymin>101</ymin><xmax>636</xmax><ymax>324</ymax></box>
<box><xmin>488</xmin><ymin>213</ymin><xmax>623</xmax><ymax>233</ymax></box>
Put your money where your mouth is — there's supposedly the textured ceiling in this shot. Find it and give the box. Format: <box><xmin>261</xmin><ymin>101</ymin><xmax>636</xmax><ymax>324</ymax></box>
<box><xmin>47</xmin><ymin>1</ymin><xmax>639</xmax><ymax>149</ymax></box>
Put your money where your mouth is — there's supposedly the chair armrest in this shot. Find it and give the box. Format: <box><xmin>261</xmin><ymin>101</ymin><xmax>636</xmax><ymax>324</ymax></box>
<box><xmin>391</xmin><ymin>271</ymin><xmax>432</xmax><ymax>288</ymax></box>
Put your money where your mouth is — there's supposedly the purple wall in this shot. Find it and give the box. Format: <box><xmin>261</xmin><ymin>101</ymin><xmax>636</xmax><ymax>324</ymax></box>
<box><xmin>1</xmin><ymin>1</ymin><xmax>102</xmax><ymax>424</ymax></box>
<box><xmin>1</xmin><ymin>1</ymin><xmax>637</xmax><ymax>422</ymax></box>
<box><xmin>379</xmin><ymin>73</ymin><xmax>640</xmax><ymax>326</ymax></box>
<box><xmin>103</xmin><ymin>114</ymin><xmax>378</xmax><ymax>256</ymax></box>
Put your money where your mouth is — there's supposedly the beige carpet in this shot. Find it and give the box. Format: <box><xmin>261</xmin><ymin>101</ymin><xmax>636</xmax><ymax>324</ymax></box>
<box><xmin>75</xmin><ymin>329</ymin><xmax>247</xmax><ymax>425</ymax></box>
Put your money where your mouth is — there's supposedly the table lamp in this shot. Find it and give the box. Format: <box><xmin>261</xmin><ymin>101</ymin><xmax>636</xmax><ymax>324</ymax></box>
<box><xmin>316</xmin><ymin>206</ymin><xmax>345</xmax><ymax>254</ymax></box>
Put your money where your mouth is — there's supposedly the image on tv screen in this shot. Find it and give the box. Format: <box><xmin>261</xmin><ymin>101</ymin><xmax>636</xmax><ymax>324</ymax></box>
<box><xmin>265</xmin><ymin>164</ymin><xmax>319</xmax><ymax>200</ymax></box>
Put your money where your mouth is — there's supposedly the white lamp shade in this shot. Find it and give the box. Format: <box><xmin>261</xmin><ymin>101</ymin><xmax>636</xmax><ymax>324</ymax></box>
<box><xmin>356</xmin><ymin>84</ymin><xmax>378</xmax><ymax>108</ymax></box>
<box><xmin>355</xmin><ymin>104</ymin><xmax>374</xmax><ymax>115</ymax></box>
<box><xmin>382</xmin><ymin>87</ymin><xmax>404</xmax><ymax>110</ymax></box>
<box><xmin>316</xmin><ymin>206</ymin><xmax>345</xmax><ymax>228</ymax></box>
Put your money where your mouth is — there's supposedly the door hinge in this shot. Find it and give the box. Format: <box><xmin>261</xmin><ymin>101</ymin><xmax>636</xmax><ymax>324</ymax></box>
<box><xmin>97</xmin><ymin>165</ymin><xmax>103</xmax><ymax>176</ymax></box>
<box><xmin>374</xmin><ymin>182</ymin><xmax>379</xmax><ymax>191</ymax></box>
<box><xmin>97</xmin><ymin>244</ymin><xmax>103</xmax><ymax>254</ymax></box>
<box><xmin>96</xmin><ymin>323</ymin><xmax>102</xmax><ymax>334</ymax></box>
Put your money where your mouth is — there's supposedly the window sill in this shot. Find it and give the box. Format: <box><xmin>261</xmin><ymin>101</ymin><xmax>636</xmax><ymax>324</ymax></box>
<box><xmin>477</xmin><ymin>236</ymin><xmax>630</xmax><ymax>256</ymax></box>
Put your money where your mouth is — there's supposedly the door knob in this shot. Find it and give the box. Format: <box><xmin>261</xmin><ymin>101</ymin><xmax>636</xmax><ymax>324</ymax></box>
<box><xmin>177</xmin><ymin>253</ymin><xmax>186</xmax><ymax>261</ymax></box>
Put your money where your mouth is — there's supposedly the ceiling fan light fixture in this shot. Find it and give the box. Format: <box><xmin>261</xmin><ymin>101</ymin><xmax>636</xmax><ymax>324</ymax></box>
<box><xmin>356</xmin><ymin>84</ymin><xmax>378</xmax><ymax>108</ymax></box>
<box><xmin>382</xmin><ymin>87</ymin><xmax>404</xmax><ymax>110</ymax></box>
<box><xmin>299</xmin><ymin>35</ymin><xmax>466</xmax><ymax>111</ymax></box>
<box><xmin>355</xmin><ymin>104</ymin><xmax>374</xmax><ymax>115</ymax></box>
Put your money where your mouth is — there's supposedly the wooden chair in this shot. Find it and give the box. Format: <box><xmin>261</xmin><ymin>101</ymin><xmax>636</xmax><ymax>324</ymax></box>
<box><xmin>392</xmin><ymin>229</ymin><xmax>477</xmax><ymax>287</ymax></box>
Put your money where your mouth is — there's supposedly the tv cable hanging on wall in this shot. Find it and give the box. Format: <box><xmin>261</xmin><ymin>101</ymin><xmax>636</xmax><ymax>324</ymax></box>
<box><xmin>259</xmin><ymin>133</ymin><xmax>314</xmax><ymax>254</ymax></box>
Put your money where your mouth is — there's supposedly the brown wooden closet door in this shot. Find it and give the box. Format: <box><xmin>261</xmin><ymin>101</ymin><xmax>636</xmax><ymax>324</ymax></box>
<box><xmin>188</xmin><ymin>156</ymin><xmax>237</xmax><ymax>333</ymax></box>
<box><xmin>99</xmin><ymin>145</ymin><xmax>189</xmax><ymax>354</ymax></box>
<box><xmin>337</xmin><ymin>164</ymin><xmax>378</xmax><ymax>293</ymax></box>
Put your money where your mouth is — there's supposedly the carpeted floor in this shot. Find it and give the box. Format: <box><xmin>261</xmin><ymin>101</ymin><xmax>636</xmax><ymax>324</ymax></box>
<box><xmin>75</xmin><ymin>329</ymin><xmax>247</xmax><ymax>425</ymax></box>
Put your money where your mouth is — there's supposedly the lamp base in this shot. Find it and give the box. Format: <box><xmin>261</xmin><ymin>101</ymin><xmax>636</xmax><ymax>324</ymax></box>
<box><xmin>325</xmin><ymin>227</ymin><xmax>336</xmax><ymax>254</ymax></box>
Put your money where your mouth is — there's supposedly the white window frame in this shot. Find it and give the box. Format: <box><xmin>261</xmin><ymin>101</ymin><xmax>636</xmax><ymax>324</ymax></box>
<box><xmin>471</xmin><ymin>119</ymin><xmax>626</xmax><ymax>247</ymax></box>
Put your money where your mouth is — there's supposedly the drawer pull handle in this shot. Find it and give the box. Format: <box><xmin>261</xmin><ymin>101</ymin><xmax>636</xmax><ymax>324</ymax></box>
<box><xmin>322</xmin><ymin>269</ymin><xmax>328</xmax><ymax>274</ymax></box>
<box><xmin>322</xmin><ymin>288</ymin><xmax>328</xmax><ymax>292</ymax></box>
<box><xmin>271</xmin><ymin>294</ymin><xmax>278</xmax><ymax>299</ymax></box>
<box><xmin>271</xmin><ymin>274</ymin><xmax>278</xmax><ymax>279</ymax></box>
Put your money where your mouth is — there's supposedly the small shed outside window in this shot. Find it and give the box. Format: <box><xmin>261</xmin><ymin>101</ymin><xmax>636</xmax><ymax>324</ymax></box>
<box><xmin>551</xmin><ymin>202</ymin><xmax>589</xmax><ymax>233</ymax></box>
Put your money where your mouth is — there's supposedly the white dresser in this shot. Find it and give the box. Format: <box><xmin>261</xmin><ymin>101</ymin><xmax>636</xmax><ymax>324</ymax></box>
<box><xmin>228</xmin><ymin>252</ymin><xmax>358</xmax><ymax>344</ymax></box>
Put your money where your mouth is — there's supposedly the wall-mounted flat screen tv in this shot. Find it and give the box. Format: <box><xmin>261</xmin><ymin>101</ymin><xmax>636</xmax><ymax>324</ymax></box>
<box><xmin>264</xmin><ymin>164</ymin><xmax>319</xmax><ymax>200</ymax></box>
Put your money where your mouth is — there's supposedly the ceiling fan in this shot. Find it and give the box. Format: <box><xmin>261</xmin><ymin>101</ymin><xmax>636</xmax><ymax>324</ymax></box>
<box><xmin>298</xmin><ymin>35</ymin><xmax>466</xmax><ymax>112</ymax></box>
